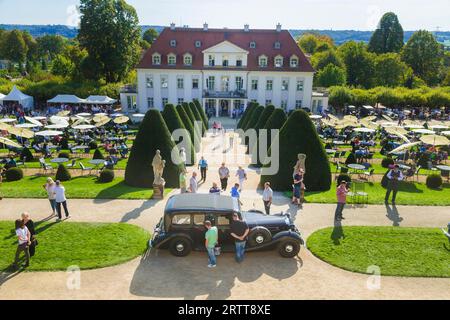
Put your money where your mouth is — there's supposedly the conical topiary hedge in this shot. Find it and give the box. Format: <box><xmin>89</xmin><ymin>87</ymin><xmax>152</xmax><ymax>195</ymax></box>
<box><xmin>244</xmin><ymin>105</ymin><xmax>264</xmax><ymax>131</ymax></box>
<box><xmin>162</xmin><ymin>104</ymin><xmax>195</xmax><ymax>165</ymax></box>
<box><xmin>182</xmin><ymin>102</ymin><xmax>201</xmax><ymax>147</ymax></box>
<box><xmin>177</xmin><ymin>104</ymin><xmax>200</xmax><ymax>152</ymax></box>
<box><xmin>189</xmin><ymin>102</ymin><xmax>206</xmax><ymax>135</ymax></box>
<box><xmin>254</xmin><ymin>105</ymin><xmax>275</xmax><ymax>133</ymax></box>
<box><xmin>260</xmin><ymin>109</ymin><xmax>331</xmax><ymax>192</ymax></box>
<box><xmin>93</xmin><ymin>148</ymin><xmax>104</xmax><ymax>160</ymax></box>
<box><xmin>55</xmin><ymin>164</ymin><xmax>71</xmax><ymax>181</ymax></box>
<box><xmin>193</xmin><ymin>99</ymin><xmax>208</xmax><ymax>129</ymax></box>
<box><xmin>125</xmin><ymin>109</ymin><xmax>184</xmax><ymax>188</ymax></box>
<box><xmin>237</xmin><ymin>102</ymin><xmax>256</xmax><ymax>129</ymax></box>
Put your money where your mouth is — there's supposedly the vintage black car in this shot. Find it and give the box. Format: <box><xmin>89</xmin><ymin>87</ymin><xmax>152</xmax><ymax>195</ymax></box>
<box><xmin>150</xmin><ymin>193</ymin><xmax>304</xmax><ymax>258</ymax></box>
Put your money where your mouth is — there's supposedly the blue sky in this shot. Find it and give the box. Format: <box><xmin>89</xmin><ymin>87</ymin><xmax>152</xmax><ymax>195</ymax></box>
<box><xmin>1</xmin><ymin>0</ymin><xmax>450</xmax><ymax>30</ymax></box>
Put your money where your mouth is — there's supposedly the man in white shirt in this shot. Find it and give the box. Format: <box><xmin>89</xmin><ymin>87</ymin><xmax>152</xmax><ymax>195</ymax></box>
<box><xmin>54</xmin><ymin>180</ymin><xmax>70</xmax><ymax>220</ymax></box>
<box><xmin>262</xmin><ymin>182</ymin><xmax>273</xmax><ymax>215</ymax></box>
<box><xmin>189</xmin><ymin>172</ymin><xmax>198</xmax><ymax>193</ymax></box>
<box><xmin>385</xmin><ymin>165</ymin><xmax>403</xmax><ymax>204</ymax></box>
<box><xmin>218</xmin><ymin>163</ymin><xmax>230</xmax><ymax>191</ymax></box>
<box><xmin>236</xmin><ymin>166</ymin><xmax>247</xmax><ymax>191</ymax></box>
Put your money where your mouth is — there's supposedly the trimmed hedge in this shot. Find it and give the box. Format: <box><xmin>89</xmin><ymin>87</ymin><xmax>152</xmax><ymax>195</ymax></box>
<box><xmin>5</xmin><ymin>167</ymin><xmax>23</xmax><ymax>181</ymax></box>
<box><xmin>345</xmin><ymin>153</ymin><xmax>357</xmax><ymax>165</ymax></box>
<box><xmin>20</xmin><ymin>147</ymin><xmax>33</xmax><ymax>161</ymax></box>
<box><xmin>125</xmin><ymin>109</ymin><xmax>184</xmax><ymax>188</ymax></box>
<box><xmin>93</xmin><ymin>148</ymin><xmax>104</xmax><ymax>160</ymax></box>
<box><xmin>337</xmin><ymin>173</ymin><xmax>352</xmax><ymax>184</ymax></box>
<box><xmin>426</xmin><ymin>174</ymin><xmax>443</xmax><ymax>189</ymax></box>
<box><xmin>260</xmin><ymin>110</ymin><xmax>331</xmax><ymax>192</ymax></box>
<box><xmin>176</xmin><ymin>104</ymin><xmax>199</xmax><ymax>152</ymax></box>
<box><xmin>244</xmin><ymin>105</ymin><xmax>265</xmax><ymax>131</ymax></box>
<box><xmin>58</xmin><ymin>152</ymin><xmax>70</xmax><ymax>159</ymax></box>
<box><xmin>99</xmin><ymin>169</ymin><xmax>115</xmax><ymax>183</ymax></box>
<box><xmin>181</xmin><ymin>103</ymin><xmax>201</xmax><ymax>150</ymax></box>
<box><xmin>193</xmin><ymin>99</ymin><xmax>208</xmax><ymax>129</ymax></box>
<box><xmin>88</xmin><ymin>141</ymin><xmax>98</xmax><ymax>150</ymax></box>
<box><xmin>55</xmin><ymin>164</ymin><xmax>71</xmax><ymax>181</ymax></box>
<box><xmin>251</xmin><ymin>105</ymin><xmax>278</xmax><ymax>166</ymax></box>
<box><xmin>238</xmin><ymin>102</ymin><xmax>257</xmax><ymax>130</ymax></box>
<box><xmin>381</xmin><ymin>157</ymin><xmax>395</xmax><ymax>168</ymax></box>
<box><xmin>189</xmin><ymin>102</ymin><xmax>206</xmax><ymax>135</ymax></box>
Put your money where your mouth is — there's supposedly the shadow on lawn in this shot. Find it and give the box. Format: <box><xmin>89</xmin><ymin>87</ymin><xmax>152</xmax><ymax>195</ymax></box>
<box><xmin>331</xmin><ymin>220</ymin><xmax>345</xmax><ymax>245</ymax></box>
<box><xmin>120</xmin><ymin>200</ymin><xmax>158</xmax><ymax>223</ymax></box>
<box><xmin>129</xmin><ymin>249</ymin><xmax>301</xmax><ymax>300</ymax></box>
<box><xmin>93</xmin><ymin>179</ymin><xmax>152</xmax><ymax>202</ymax></box>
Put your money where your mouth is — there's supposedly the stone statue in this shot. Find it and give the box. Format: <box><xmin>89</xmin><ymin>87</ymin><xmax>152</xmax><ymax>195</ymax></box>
<box><xmin>152</xmin><ymin>150</ymin><xmax>166</xmax><ymax>186</ymax></box>
<box><xmin>293</xmin><ymin>153</ymin><xmax>306</xmax><ymax>175</ymax></box>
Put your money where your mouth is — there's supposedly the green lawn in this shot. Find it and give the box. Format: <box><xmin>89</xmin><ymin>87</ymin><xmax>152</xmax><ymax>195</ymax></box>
<box><xmin>0</xmin><ymin>176</ymin><xmax>172</xmax><ymax>199</ymax></box>
<box><xmin>285</xmin><ymin>181</ymin><xmax>450</xmax><ymax>206</ymax></box>
<box><xmin>0</xmin><ymin>221</ymin><xmax>149</xmax><ymax>271</ymax></box>
<box><xmin>307</xmin><ymin>226</ymin><xmax>450</xmax><ymax>277</ymax></box>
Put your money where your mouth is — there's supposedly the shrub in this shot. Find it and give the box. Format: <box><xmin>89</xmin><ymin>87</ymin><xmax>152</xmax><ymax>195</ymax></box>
<box><xmin>88</xmin><ymin>141</ymin><xmax>98</xmax><ymax>149</ymax></box>
<box><xmin>244</xmin><ymin>105</ymin><xmax>264</xmax><ymax>131</ymax></box>
<box><xmin>99</xmin><ymin>169</ymin><xmax>115</xmax><ymax>183</ymax></box>
<box><xmin>417</xmin><ymin>152</ymin><xmax>430</xmax><ymax>168</ymax></box>
<box><xmin>260</xmin><ymin>110</ymin><xmax>331</xmax><ymax>192</ymax></box>
<box><xmin>237</xmin><ymin>102</ymin><xmax>256</xmax><ymax>129</ymax></box>
<box><xmin>426</xmin><ymin>174</ymin><xmax>443</xmax><ymax>189</ymax></box>
<box><xmin>189</xmin><ymin>102</ymin><xmax>206</xmax><ymax>135</ymax></box>
<box><xmin>125</xmin><ymin>109</ymin><xmax>184</xmax><ymax>188</ymax></box>
<box><xmin>58</xmin><ymin>152</ymin><xmax>70</xmax><ymax>159</ymax></box>
<box><xmin>55</xmin><ymin>164</ymin><xmax>71</xmax><ymax>181</ymax></box>
<box><xmin>239</xmin><ymin>103</ymin><xmax>258</xmax><ymax>130</ymax></box>
<box><xmin>5</xmin><ymin>167</ymin><xmax>23</xmax><ymax>181</ymax></box>
<box><xmin>176</xmin><ymin>104</ymin><xmax>199</xmax><ymax>152</ymax></box>
<box><xmin>93</xmin><ymin>148</ymin><xmax>104</xmax><ymax>160</ymax></box>
<box><xmin>381</xmin><ymin>157</ymin><xmax>395</xmax><ymax>168</ymax></box>
<box><xmin>345</xmin><ymin>153</ymin><xmax>357</xmax><ymax>165</ymax></box>
<box><xmin>337</xmin><ymin>173</ymin><xmax>352</xmax><ymax>184</ymax></box>
<box><xmin>20</xmin><ymin>147</ymin><xmax>33</xmax><ymax>161</ymax></box>
<box><xmin>193</xmin><ymin>99</ymin><xmax>208</xmax><ymax>129</ymax></box>
<box><xmin>182</xmin><ymin>103</ymin><xmax>201</xmax><ymax>150</ymax></box>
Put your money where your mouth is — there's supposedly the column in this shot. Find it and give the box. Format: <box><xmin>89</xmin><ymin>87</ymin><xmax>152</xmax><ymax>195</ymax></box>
<box><xmin>215</xmin><ymin>99</ymin><xmax>219</xmax><ymax>117</ymax></box>
<box><xmin>229</xmin><ymin>99</ymin><xmax>234</xmax><ymax>118</ymax></box>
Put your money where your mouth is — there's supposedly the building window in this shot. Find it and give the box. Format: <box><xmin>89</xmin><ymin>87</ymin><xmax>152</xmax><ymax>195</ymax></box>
<box><xmin>290</xmin><ymin>57</ymin><xmax>298</xmax><ymax>67</ymax></box>
<box><xmin>274</xmin><ymin>41</ymin><xmax>281</xmax><ymax>49</ymax></box>
<box><xmin>222</xmin><ymin>55</ymin><xmax>229</xmax><ymax>67</ymax></box>
<box><xmin>146</xmin><ymin>76</ymin><xmax>153</xmax><ymax>88</ymax></box>
<box><xmin>250</xmin><ymin>41</ymin><xmax>256</xmax><ymax>48</ymax></box>
<box><xmin>168</xmin><ymin>54</ymin><xmax>176</xmax><ymax>65</ymax></box>
<box><xmin>184</xmin><ymin>54</ymin><xmax>192</xmax><ymax>66</ymax></box>
<box><xmin>170</xmin><ymin>40</ymin><xmax>177</xmax><ymax>47</ymax></box>
<box><xmin>178</xmin><ymin>98</ymin><xmax>184</xmax><ymax>105</ymax></box>
<box><xmin>235</xmin><ymin>77</ymin><xmax>243</xmax><ymax>91</ymax></box>
<box><xmin>177</xmin><ymin>78</ymin><xmax>184</xmax><ymax>89</ymax></box>
<box><xmin>207</xmin><ymin>76</ymin><xmax>215</xmax><ymax>90</ymax></box>
<box><xmin>259</xmin><ymin>56</ymin><xmax>267</xmax><ymax>67</ymax></box>
<box><xmin>251</xmin><ymin>79</ymin><xmax>258</xmax><ymax>91</ymax></box>
<box><xmin>265</xmin><ymin>99</ymin><xmax>272</xmax><ymax>106</ymax></box>
<box><xmin>147</xmin><ymin>97</ymin><xmax>154</xmax><ymax>109</ymax></box>
<box><xmin>208</xmin><ymin>55</ymin><xmax>215</xmax><ymax>66</ymax></box>
<box><xmin>161</xmin><ymin>76</ymin><xmax>168</xmax><ymax>89</ymax></box>
<box><xmin>295</xmin><ymin>100</ymin><xmax>302</xmax><ymax>109</ymax></box>
<box><xmin>275</xmin><ymin>56</ymin><xmax>283</xmax><ymax>67</ymax></box>
<box><xmin>266</xmin><ymin>80</ymin><xmax>273</xmax><ymax>91</ymax></box>
<box><xmin>192</xmin><ymin>78</ymin><xmax>199</xmax><ymax>89</ymax></box>
<box><xmin>195</xmin><ymin>41</ymin><xmax>202</xmax><ymax>48</ymax></box>
<box><xmin>152</xmin><ymin>54</ymin><xmax>161</xmax><ymax>65</ymax></box>
<box><xmin>236</xmin><ymin>59</ymin><xmax>242</xmax><ymax>67</ymax></box>
<box><xmin>162</xmin><ymin>98</ymin><xmax>168</xmax><ymax>107</ymax></box>
<box><xmin>281</xmin><ymin>100</ymin><xmax>288</xmax><ymax>110</ymax></box>
<box><xmin>282</xmin><ymin>79</ymin><xmax>289</xmax><ymax>91</ymax></box>
<box><xmin>296</xmin><ymin>80</ymin><xmax>304</xmax><ymax>91</ymax></box>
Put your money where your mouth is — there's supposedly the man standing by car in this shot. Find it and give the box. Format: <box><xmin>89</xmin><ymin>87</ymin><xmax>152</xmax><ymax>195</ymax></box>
<box><xmin>262</xmin><ymin>182</ymin><xmax>273</xmax><ymax>215</ymax></box>
<box><xmin>204</xmin><ymin>220</ymin><xmax>218</xmax><ymax>268</ymax></box>
<box><xmin>189</xmin><ymin>172</ymin><xmax>198</xmax><ymax>193</ymax></box>
<box><xmin>230</xmin><ymin>213</ymin><xmax>249</xmax><ymax>263</ymax></box>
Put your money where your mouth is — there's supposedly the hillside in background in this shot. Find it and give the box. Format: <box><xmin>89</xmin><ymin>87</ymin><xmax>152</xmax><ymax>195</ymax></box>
<box><xmin>1</xmin><ymin>24</ymin><xmax>450</xmax><ymax>45</ymax></box>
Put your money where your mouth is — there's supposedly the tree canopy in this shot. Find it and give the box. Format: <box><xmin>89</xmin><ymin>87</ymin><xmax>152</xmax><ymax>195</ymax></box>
<box><xmin>368</xmin><ymin>12</ymin><xmax>404</xmax><ymax>54</ymax></box>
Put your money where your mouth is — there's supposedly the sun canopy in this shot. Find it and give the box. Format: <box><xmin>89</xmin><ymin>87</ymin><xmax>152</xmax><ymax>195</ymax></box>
<box><xmin>389</xmin><ymin>142</ymin><xmax>421</xmax><ymax>154</ymax></box>
<box><xmin>0</xmin><ymin>92</ymin><xmax>5</xmax><ymax>103</ymax></box>
<box><xmin>0</xmin><ymin>137</ymin><xmax>22</xmax><ymax>148</ymax></box>
<box><xmin>85</xmin><ymin>95</ymin><xmax>117</xmax><ymax>104</ymax></box>
<box><xmin>362</xmin><ymin>105</ymin><xmax>374</xmax><ymax>110</ymax></box>
<box><xmin>2</xmin><ymin>86</ymin><xmax>34</xmax><ymax>109</ymax></box>
<box><xmin>420</xmin><ymin>135</ymin><xmax>450</xmax><ymax>146</ymax></box>
<box><xmin>35</xmin><ymin>130</ymin><xmax>63</xmax><ymax>137</ymax></box>
<box><xmin>47</xmin><ymin>95</ymin><xmax>86</xmax><ymax>104</ymax></box>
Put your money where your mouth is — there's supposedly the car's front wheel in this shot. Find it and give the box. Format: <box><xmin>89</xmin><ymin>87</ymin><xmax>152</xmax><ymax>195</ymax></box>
<box><xmin>248</xmin><ymin>227</ymin><xmax>272</xmax><ymax>247</ymax></box>
<box><xmin>278</xmin><ymin>239</ymin><xmax>301</xmax><ymax>258</ymax></box>
<box><xmin>169</xmin><ymin>237</ymin><xmax>192</xmax><ymax>257</ymax></box>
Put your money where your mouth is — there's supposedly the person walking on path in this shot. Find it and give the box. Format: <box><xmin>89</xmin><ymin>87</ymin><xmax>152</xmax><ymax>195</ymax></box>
<box><xmin>198</xmin><ymin>157</ymin><xmax>208</xmax><ymax>182</ymax></box>
<box><xmin>236</xmin><ymin>166</ymin><xmax>247</xmax><ymax>191</ymax></box>
<box><xmin>204</xmin><ymin>220</ymin><xmax>218</xmax><ymax>268</ymax></box>
<box><xmin>219</xmin><ymin>163</ymin><xmax>230</xmax><ymax>191</ymax></box>
<box><xmin>230</xmin><ymin>183</ymin><xmax>240</xmax><ymax>199</ymax></box>
<box><xmin>43</xmin><ymin>177</ymin><xmax>56</xmax><ymax>216</ymax></box>
<box><xmin>209</xmin><ymin>182</ymin><xmax>221</xmax><ymax>194</ymax></box>
<box><xmin>179</xmin><ymin>169</ymin><xmax>188</xmax><ymax>193</ymax></box>
<box><xmin>262</xmin><ymin>182</ymin><xmax>273</xmax><ymax>215</ymax></box>
<box><xmin>230</xmin><ymin>213</ymin><xmax>249</xmax><ymax>263</ymax></box>
<box><xmin>292</xmin><ymin>169</ymin><xmax>305</xmax><ymax>206</ymax></box>
<box><xmin>13</xmin><ymin>219</ymin><xmax>31</xmax><ymax>270</ymax></box>
<box><xmin>335</xmin><ymin>181</ymin><xmax>349</xmax><ymax>221</ymax></box>
<box><xmin>54</xmin><ymin>180</ymin><xmax>70</xmax><ymax>221</ymax></box>
<box><xmin>21</xmin><ymin>212</ymin><xmax>37</xmax><ymax>257</ymax></box>
<box><xmin>385</xmin><ymin>165</ymin><xmax>403</xmax><ymax>204</ymax></box>
<box><xmin>189</xmin><ymin>172</ymin><xmax>198</xmax><ymax>193</ymax></box>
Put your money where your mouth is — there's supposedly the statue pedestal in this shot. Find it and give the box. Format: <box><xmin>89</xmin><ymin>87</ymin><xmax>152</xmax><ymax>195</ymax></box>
<box><xmin>152</xmin><ymin>184</ymin><xmax>164</xmax><ymax>199</ymax></box>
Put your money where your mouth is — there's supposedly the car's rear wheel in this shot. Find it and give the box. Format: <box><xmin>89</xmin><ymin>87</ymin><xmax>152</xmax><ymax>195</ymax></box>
<box><xmin>278</xmin><ymin>239</ymin><xmax>301</xmax><ymax>258</ymax></box>
<box><xmin>169</xmin><ymin>237</ymin><xmax>192</xmax><ymax>257</ymax></box>
<box><xmin>248</xmin><ymin>227</ymin><xmax>272</xmax><ymax>247</ymax></box>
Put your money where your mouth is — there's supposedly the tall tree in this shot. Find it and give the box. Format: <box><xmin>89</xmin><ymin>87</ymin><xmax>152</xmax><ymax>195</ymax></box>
<box><xmin>311</xmin><ymin>49</ymin><xmax>344</xmax><ymax>71</ymax></box>
<box><xmin>2</xmin><ymin>30</ymin><xmax>27</xmax><ymax>65</ymax></box>
<box><xmin>36</xmin><ymin>34</ymin><xmax>67</xmax><ymax>60</ymax></box>
<box><xmin>401</xmin><ymin>30</ymin><xmax>443</xmax><ymax>86</ymax></box>
<box><xmin>338</xmin><ymin>41</ymin><xmax>375</xmax><ymax>88</ymax></box>
<box><xmin>368</xmin><ymin>12</ymin><xmax>404</xmax><ymax>54</ymax></box>
<box><xmin>143</xmin><ymin>28</ymin><xmax>158</xmax><ymax>45</ymax></box>
<box><xmin>78</xmin><ymin>0</ymin><xmax>141</xmax><ymax>82</ymax></box>
<box><xmin>373</xmin><ymin>53</ymin><xmax>411</xmax><ymax>87</ymax></box>
<box><xmin>315</xmin><ymin>64</ymin><xmax>347</xmax><ymax>87</ymax></box>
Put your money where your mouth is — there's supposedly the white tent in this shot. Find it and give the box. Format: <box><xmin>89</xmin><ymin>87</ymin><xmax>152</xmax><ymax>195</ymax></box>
<box><xmin>2</xmin><ymin>86</ymin><xmax>34</xmax><ymax>109</ymax></box>
<box><xmin>0</xmin><ymin>92</ymin><xmax>5</xmax><ymax>104</ymax></box>
<box><xmin>47</xmin><ymin>95</ymin><xmax>86</xmax><ymax>104</ymax></box>
<box><xmin>85</xmin><ymin>95</ymin><xmax>117</xmax><ymax>104</ymax></box>
<box><xmin>362</xmin><ymin>105</ymin><xmax>374</xmax><ymax>110</ymax></box>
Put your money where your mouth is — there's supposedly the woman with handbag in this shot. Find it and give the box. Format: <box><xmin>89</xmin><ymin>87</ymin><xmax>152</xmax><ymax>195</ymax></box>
<box><xmin>21</xmin><ymin>212</ymin><xmax>37</xmax><ymax>257</ymax></box>
<box><xmin>13</xmin><ymin>219</ymin><xmax>31</xmax><ymax>270</ymax></box>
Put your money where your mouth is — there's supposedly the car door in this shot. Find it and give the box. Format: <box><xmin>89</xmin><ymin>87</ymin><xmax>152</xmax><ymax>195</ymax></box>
<box><xmin>215</xmin><ymin>212</ymin><xmax>234</xmax><ymax>247</ymax></box>
<box><xmin>191</xmin><ymin>212</ymin><xmax>207</xmax><ymax>249</ymax></box>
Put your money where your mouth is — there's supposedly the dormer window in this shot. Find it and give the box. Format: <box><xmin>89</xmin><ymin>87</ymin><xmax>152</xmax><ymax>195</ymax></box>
<box><xmin>195</xmin><ymin>41</ymin><xmax>202</xmax><ymax>48</ymax></box>
<box><xmin>183</xmin><ymin>53</ymin><xmax>192</xmax><ymax>66</ymax></box>
<box><xmin>208</xmin><ymin>55</ymin><xmax>215</xmax><ymax>67</ymax></box>
<box><xmin>290</xmin><ymin>55</ymin><xmax>299</xmax><ymax>68</ymax></box>
<box><xmin>274</xmin><ymin>55</ymin><xmax>283</xmax><ymax>68</ymax></box>
<box><xmin>258</xmin><ymin>55</ymin><xmax>268</xmax><ymax>67</ymax></box>
<box><xmin>250</xmin><ymin>41</ymin><xmax>256</xmax><ymax>49</ymax></box>
<box><xmin>168</xmin><ymin>54</ymin><xmax>176</xmax><ymax>65</ymax></box>
<box><xmin>152</xmin><ymin>53</ymin><xmax>161</xmax><ymax>65</ymax></box>
<box><xmin>274</xmin><ymin>41</ymin><xmax>281</xmax><ymax>49</ymax></box>
<box><xmin>170</xmin><ymin>40</ymin><xmax>177</xmax><ymax>47</ymax></box>
<box><xmin>222</xmin><ymin>55</ymin><xmax>229</xmax><ymax>67</ymax></box>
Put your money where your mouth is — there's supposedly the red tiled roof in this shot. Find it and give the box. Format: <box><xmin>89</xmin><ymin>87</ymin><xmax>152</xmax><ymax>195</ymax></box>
<box><xmin>137</xmin><ymin>27</ymin><xmax>314</xmax><ymax>72</ymax></box>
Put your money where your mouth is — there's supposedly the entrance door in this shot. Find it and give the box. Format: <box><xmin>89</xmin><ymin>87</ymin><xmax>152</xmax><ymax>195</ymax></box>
<box><xmin>221</xmin><ymin>76</ymin><xmax>229</xmax><ymax>92</ymax></box>
<box><xmin>220</xmin><ymin>100</ymin><xmax>229</xmax><ymax>117</ymax></box>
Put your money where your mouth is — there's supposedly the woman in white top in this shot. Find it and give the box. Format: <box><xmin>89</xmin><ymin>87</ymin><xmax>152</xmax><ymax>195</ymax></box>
<box><xmin>43</xmin><ymin>177</ymin><xmax>56</xmax><ymax>215</ymax></box>
<box><xmin>13</xmin><ymin>219</ymin><xmax>31</xmax><ymax>269</ymax></box>
<box><xmin>54</xmin><ymin>180</ymin><xmax>70</xmax><ymax>220</ymax></box>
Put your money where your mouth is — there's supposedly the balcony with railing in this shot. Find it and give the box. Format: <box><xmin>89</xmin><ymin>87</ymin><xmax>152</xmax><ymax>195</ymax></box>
<box><xmin>203</xmin><ymin>90</ymin><xmax>247</xmax><ymax>99</ymax></box>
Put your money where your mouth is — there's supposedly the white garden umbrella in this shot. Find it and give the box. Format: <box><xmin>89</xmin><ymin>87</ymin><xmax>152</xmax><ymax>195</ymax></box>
<box><xmin>111</xmin><ymin>113</ymin><xmax>124</xmax><ymax>117</ymax></box>
<box><xmin>353</xmin><ymin>127</ymin><xmax>375</xmax><ymax>133</ymax></box>
<box><xmin>389</xmin><ymin>142</ymin><xmax>421</xmax><ymax>154</ymax></box>
<box><xmin>403</xmin><ymin>124</ymin><xmax>424</xmax><ymax>129</ymax></box>
<box><xmin>309</xmin><ymin>115</ymin><xmax>322</xmax><ymax>120</ymax></box>
<box><xmin>413</xmin><ymin>129</ymin><xmax>435</xmax><ymax>135</ymax></box>
<box><xmin>430</xmin><ymin>125</ymin><xmax>449</xmax><ymax>130</ymax></box>
<box><xmin>132</xmin><ymin>113</ymin><xmax>145</xmax><ymax>118</ymax></box>
<box><xmin>93</xmin><ymin>115</ymin><xmax>110</xmax><ymax>123</ymax></box>
<box><xmin>76</xmin><ymin>113</ymin><xmax>92</xmax><ymax>117</ymax></box>
<box><xmin>45</xmin><ymin>123</ymin><xmax>69</xmax><ymax>129</ymax></box>
<box><xmin>382</xmin><ymin>114</ymin><xmax>394</xmax><ymax>122</ymax></box>
<box><xmin>15</xmin><ymin>123</ymin><xmax>39</xmax><ymax>128</ymax></box>
<box><xmin>380</xmin><ymin>121</ymin><xmax>397</xmax><ymax>127</ymax></box>
<box><xmin>442</xmin><ymin>131</ymin><xmax>450</xmax><ymax>136</ymax></box>
<box><xmin>35</xmin><ymin>130</ymin><xmax>63</xmax><ymax>137</ymax></box>
<box><xmin>420</xmin><ymin>134</ymin><xmax>450</xmax><ymax>146</ymax></box>
<box><xmin>57</xmin><ymin>111</ymin><xmax>71</xmax><ymax>117</ymax></box>
<box><xmin>113</xmin><ymin>116</ymin><xmax>129</xmax><ymax>124</ymax></box>
<box><xmin>0</xmin><ymin>137</ymin><xmax>22</xmax><ymax>148</ymax></box>
<box><xmin>73</xmin><ymin>124</ymin><xmax>95</xmax><ymax>130</ymax></box>
<box><xmin>6</xmin><ymin>126</ymin><xmax>34</xmax><ymax>138</ymax></box>
<box><xmin>24</xmin><ymin>116</ymin><xmax>43</xmax><ymax>127</ymax></box>
<box><xmin>32</xmin><ymin>116</ymin><xmax>47</xmax><ymax>121</ymax></box>
<box><xmin>0</xmin><ymin>122</ymin><xmax>13</xmax><ymax>131</ymax></box>
<box><xmin>0</xmin><ymin>118</ymin><xmax>17</xmax><ymax>123</ymax></box>
<box><xmin>95</xmin><ymin>118</ymin><xmax>111</xmax><ymax>127</ymax></box>
<box><xmin>50</xmin><ymin>116</ymin><xmax>70</xmax><ymax>124</ymax></box>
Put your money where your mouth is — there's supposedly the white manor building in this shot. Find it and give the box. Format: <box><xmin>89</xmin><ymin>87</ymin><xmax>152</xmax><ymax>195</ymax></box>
<box><xmin>122</xmin><ymin>23</ymin><xmax>328</xmax><ymax>117</ymax></box>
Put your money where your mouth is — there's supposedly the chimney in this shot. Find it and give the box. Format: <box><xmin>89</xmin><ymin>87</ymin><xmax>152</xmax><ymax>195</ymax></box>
<box><xmin>244</xmin><ymin>24</ymin><xmax>249</xmax><ymax>32</ymax></box>
<box><xmin>170</xmin><ymin>22</ymin><xmax>176</xmax><ymax>30</ymax></box>
<box><xmin>203</xmin><ymin>22</ymin><xmax>208</xmax><ymax>31</ymax></box>
<box><xmin>276</xmin><ymin>23</ymin><xmax>282</xmax><ymax>32</ymax></box>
